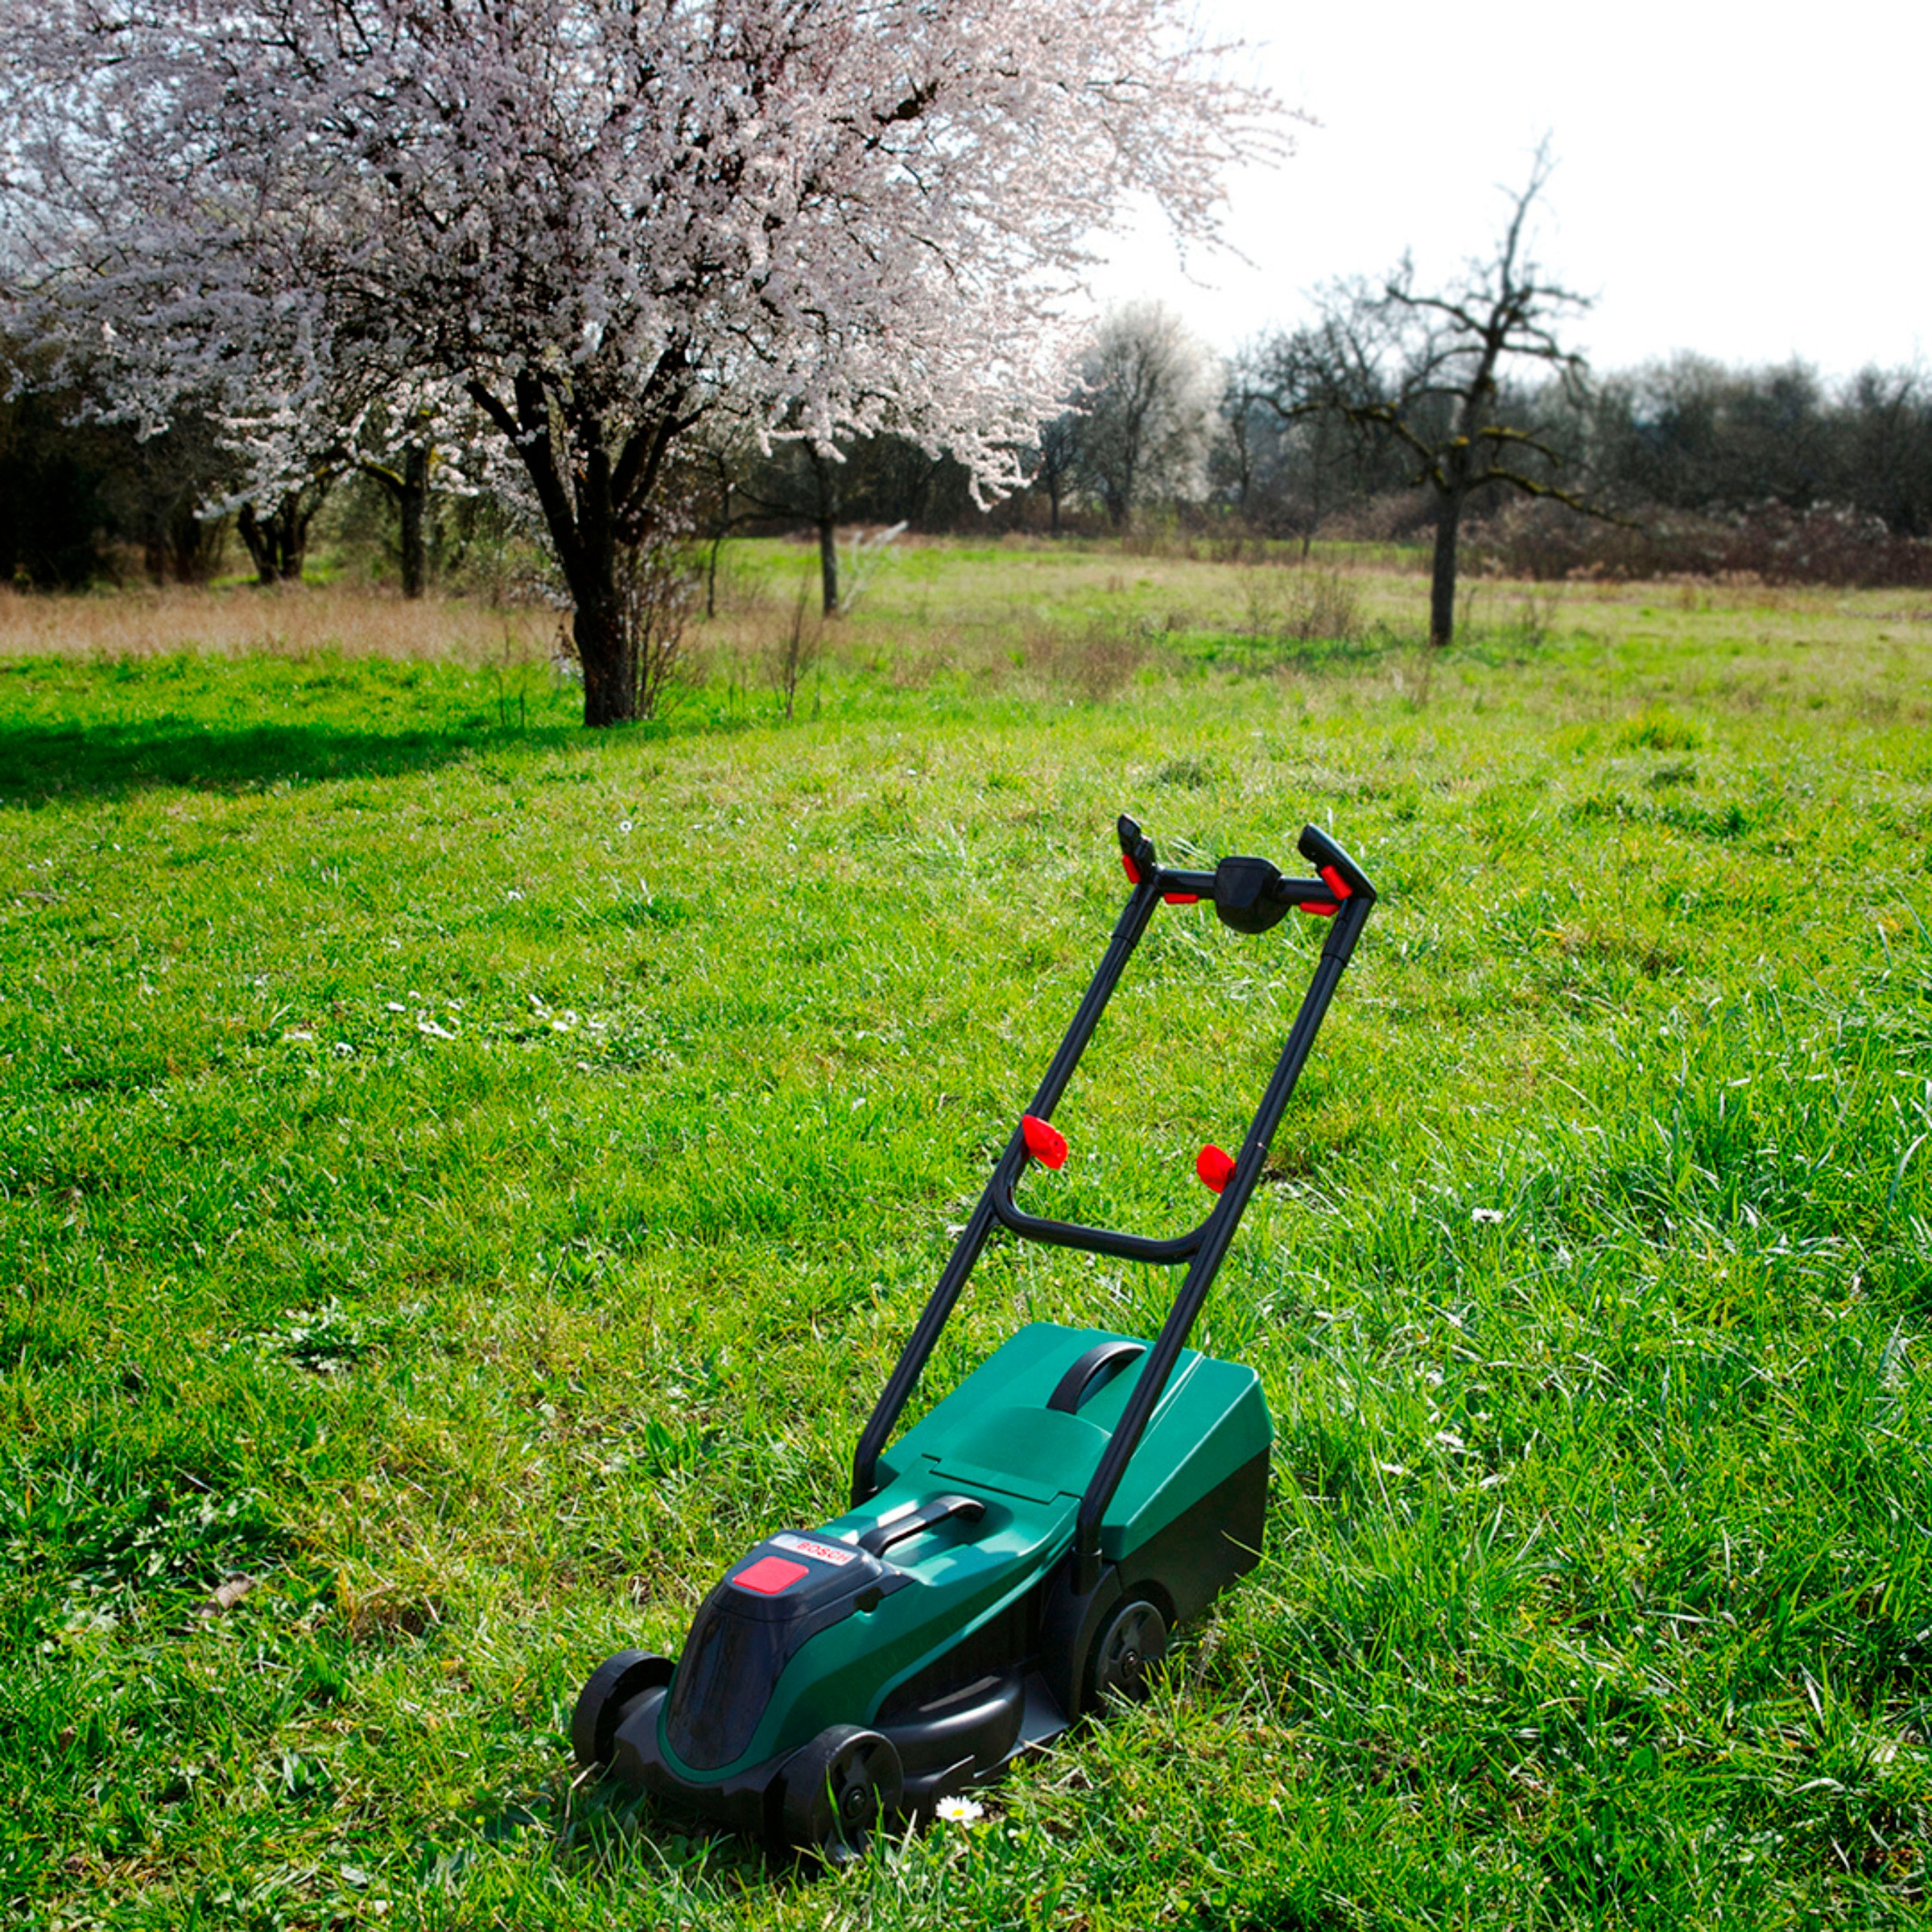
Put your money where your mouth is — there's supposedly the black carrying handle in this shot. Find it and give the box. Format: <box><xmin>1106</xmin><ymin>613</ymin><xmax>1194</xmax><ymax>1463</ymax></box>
<box><xmin>1046</xmin><ymin>1340</ymin><xmax>1146</xmax><ymax>1414</ymax></box>
<box><xmin>858</xmin><ymin>1492</ymin><xmax>986</xmax><ymax>1558</ymax></box>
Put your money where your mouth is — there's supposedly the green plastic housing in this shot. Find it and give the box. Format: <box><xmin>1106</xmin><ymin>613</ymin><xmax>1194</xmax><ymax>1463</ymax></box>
<box><xmin>655</xmin><ymin>1321</ymin><xmax>1271</xmax><ymax>1783</ymax></box>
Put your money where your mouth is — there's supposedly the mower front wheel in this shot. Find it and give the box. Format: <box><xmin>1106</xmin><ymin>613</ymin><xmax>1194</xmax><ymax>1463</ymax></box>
<box><xmin>777</xmin><ymin>1724</ymin><xmax>904</xmax><ymax>1862</ymax></box>
<box><xmin>572</xmin><ymin>1648</ymin><xmax>676</xmax><ymax>1770</ymax></box>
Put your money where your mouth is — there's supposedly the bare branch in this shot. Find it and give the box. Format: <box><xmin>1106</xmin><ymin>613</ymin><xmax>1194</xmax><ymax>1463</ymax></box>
<box><xmin>1241</xmin><ymin>142</ymin><xmax>1604</xmax><ymax>643</ymax></box>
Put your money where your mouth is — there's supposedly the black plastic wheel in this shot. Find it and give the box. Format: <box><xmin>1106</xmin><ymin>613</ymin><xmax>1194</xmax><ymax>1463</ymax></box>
<box><xmin>1087</xmin><ymin>1598</ymin><xmax>1169</xmax><ymax>1707</ymax></box>
<box><xmin>572</xmin><ymin>1648</ymin><xmax>676</xmax><ymax>1769</ymax></box>
<box><xmin>777</xmin><ymin>1724</ymin><xmax>904</xmax><ymax>1861</ymax></box>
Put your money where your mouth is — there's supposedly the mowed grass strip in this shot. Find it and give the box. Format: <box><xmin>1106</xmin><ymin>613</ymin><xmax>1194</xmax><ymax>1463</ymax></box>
<box><xmin>2</xmin><ymin>554</ymin><xmax>1930</xmax><ymax>1928</ymax></box>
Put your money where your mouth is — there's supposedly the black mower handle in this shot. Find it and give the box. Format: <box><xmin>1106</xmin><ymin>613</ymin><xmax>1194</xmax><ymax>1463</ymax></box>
<box><xmin>1117</xmin><ymin>815</ymin><xmax>1375</xmax><ymax>939</ymax></box>
<box><xmin>851</xmin><ymin>814</ymin><xmax>1377</xmax><ymax>1528</ymax></box>
<box><xmin>980</xmin><ymin>819</ymin><xmax>1376</xmax><ymax>1266</ymax></box>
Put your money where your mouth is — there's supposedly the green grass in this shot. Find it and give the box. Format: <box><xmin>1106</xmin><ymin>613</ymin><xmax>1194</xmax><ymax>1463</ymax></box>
<box><xmin>2</xmin><ymin>551</ymin><xmax>1930</xmax><ymax>1928</ymax></box>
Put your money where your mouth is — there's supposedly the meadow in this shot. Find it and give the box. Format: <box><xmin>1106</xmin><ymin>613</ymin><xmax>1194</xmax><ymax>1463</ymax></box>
<box><xmin>2</xmin><ymin>541</ymin><xmax>1930</xmax><ymax>1929</ymax></box>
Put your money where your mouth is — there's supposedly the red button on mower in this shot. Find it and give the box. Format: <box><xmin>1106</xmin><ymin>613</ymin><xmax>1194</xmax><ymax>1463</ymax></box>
<box><xmin>734</xmin><ymin>1555</ymin><xmax>811</xmax><ymax>1596</ymax></box>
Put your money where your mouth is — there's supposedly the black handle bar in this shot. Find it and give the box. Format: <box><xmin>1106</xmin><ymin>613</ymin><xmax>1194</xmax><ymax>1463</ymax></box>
<box><xmin>851</xmin><ymin>815</ymin><xmax>1377</xmax><ymax>1532</ymax></box>
<box><xmin>1122</xmin><ymin>815</ymin><xmax>1375</xmax><ymax>939</ymax></box>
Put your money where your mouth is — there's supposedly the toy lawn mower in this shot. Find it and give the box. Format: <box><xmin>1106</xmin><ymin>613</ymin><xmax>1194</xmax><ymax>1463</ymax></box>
<box><xmin>573</xmin><ymin>815</ymin><xmax>1377</xmax><ymax>1856</ymax></box>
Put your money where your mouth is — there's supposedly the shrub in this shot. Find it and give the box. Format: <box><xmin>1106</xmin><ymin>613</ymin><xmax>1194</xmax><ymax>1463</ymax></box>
<box><xmin>1468</xmin><ymin>497</ymin><xmax>1932</xmax><ymax>588</ymax></box>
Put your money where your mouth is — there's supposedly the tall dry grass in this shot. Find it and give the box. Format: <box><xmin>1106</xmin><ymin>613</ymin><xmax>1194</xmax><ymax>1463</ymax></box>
<box><xmin>5</xmin><ymin>553</ymin><xmax>1923</xmax><ymax>717</ymax></box>
<box><xmin>0</xmin><ymin>583</ymin><xmax>559</xmax><ymax>665</ymax></box>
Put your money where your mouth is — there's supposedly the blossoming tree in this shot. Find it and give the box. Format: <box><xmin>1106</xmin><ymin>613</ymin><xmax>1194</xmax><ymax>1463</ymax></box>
<box><xmin>2</xmin><ymin>0</ymin><xmax>1279</xmax><ymax>722</ymax></box>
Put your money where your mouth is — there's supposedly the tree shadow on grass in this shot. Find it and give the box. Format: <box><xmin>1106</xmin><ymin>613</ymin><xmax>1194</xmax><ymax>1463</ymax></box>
<box><xmin>0</xmin><ymin>716</ymin><xmax>590</xmax><ymax>807</ymax></box>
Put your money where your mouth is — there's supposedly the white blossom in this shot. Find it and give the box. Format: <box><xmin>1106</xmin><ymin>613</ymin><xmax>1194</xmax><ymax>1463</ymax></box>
<box><xmin>1</xmin><ymin>0</ymin><xmax>1287</xmax><ymax>716</ymax></box>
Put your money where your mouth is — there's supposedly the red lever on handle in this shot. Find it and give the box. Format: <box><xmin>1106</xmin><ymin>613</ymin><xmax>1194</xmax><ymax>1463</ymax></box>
<box><xmin>1196</xmin><ymin>1144</ymin><xmax>1236</xmax><ymax>1193</ymax></box>
<box><xmin>1304</xmin><ymin>862</ymin><xmax>1353</xmax><ymax>918</ymax></box>
<box><xmin>1022</xmin><ymin>1114</ymin><xmax>1068</xmax><ymax>1170</ymax></box>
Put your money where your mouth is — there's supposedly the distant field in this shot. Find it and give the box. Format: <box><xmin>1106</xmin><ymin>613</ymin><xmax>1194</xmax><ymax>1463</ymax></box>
<box><xmin>2</xmin><ymin>547</ymin><xmax>1930</xmax><ymax>1928</ymax></box>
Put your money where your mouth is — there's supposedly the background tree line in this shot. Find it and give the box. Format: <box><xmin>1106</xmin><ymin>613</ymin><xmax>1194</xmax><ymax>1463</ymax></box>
<box><xmin>1220</xmin><ymin>351</ymin><xmax>1932</xmax><ymax>547</ymax></box>
<box><xmin>10</xmin><ymin>321</ymin><xmax>1930</xmax><ymax>601</ymax></box>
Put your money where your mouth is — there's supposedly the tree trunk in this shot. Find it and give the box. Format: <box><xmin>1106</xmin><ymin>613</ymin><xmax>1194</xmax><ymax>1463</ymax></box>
<box><xmin>236</xmin><ymin>503</ymin><xmax>277</xmax><ymax>585</ymax></box>
<box><xmin>817</xmin><ymin>514</ymin><xmax>839</xmax><ymax>616</ymax></box>
<box><xmin>804</xmin><ymin>444</ymin><xmax>840</xmax><ymax>615</ymax></box>
<box><xmin>542</xmin><ymin>485</ymin><xmax>646</xmax><ymax>729</ymax></box>
<box><xmin>705</xmin><ymin>480</ymin><xmax>732</xmax><ymax>619</ymax></box>
<box><xmin>1430</xmin><ymin>490</ymin><xmax>1464</xmax><ymax>647</ymax></box>
<box><xmin>360</xmin><ymin>434</ymin><xmax>434</xmax><ymax>597</ymax></box>
<box><xmin>1047</xmin><ymin>477</ymin><xmax>1062</xmax><ymax>538</ymax></box>
<box><xmin>398</xmin><ymin>439</ymin><xmax>429</xmax><ymax>598</ymax></box>
<box><xmin>237</xmin><ymin>485</ymin><xmax>326</xmax><ymax>584</ymax></box>
<box><xmin>469</xmin><ymin>369</ymin><xmax>693</xmax><ymax>728</ymax></box>
<box><xmin>166</xmin><ymin>500</ymin><xmax>225</xmax><ymax>584</ymax></box>
<box><xmin>569</xmin><ymin>431</ymin><xmax>640</xmax><ymax>725</ymax></box>
<box><xmin>576</xmin><ymin>584</ymin><xmax>638</xmax><ymax>728</ymax></box>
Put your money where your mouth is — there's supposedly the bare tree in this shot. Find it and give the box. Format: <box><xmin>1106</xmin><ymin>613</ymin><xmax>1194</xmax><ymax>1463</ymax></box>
<box><xmin>1075</xmin><ymin>303</ymin><xmax>1220</xmax><ymax>530</ymax></box>
<box><xmin>1290</xmin><ymin>143</ymin><xmax>1596</xmax><ymax>645</ymax></box>
<box><xmin>1222</xmin><ymin>328</ymin><xmax>1410</xmax><ymax>550</ymax></box>
<box><xmin>1030</xmin><ymin>411</ymin><xmax>1083</xmax><ymax>536</ymax></box>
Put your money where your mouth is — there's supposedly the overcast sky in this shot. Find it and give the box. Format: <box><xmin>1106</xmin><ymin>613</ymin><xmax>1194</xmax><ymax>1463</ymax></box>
<box><xmin>1084</xmin><ymin>0</ymin><xmax>1927</xmax><ymax>380</ymax></box>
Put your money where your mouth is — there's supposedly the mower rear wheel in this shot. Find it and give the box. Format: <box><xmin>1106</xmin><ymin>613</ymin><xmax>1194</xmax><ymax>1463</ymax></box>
<box><xmin>778</xmin><ymin>1724</ymin><xmax>904</xmax><ymax>1862</ymax></box>
<box><xmin>572</xmin><ymin>1648</ymin><xmax>676</xmax><ymax>1769</ymax></box>
<box><xmin>1088</xmin><ymin>1598</ymin><xmax>1169</xmax><ymax>1708</ymax></box>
